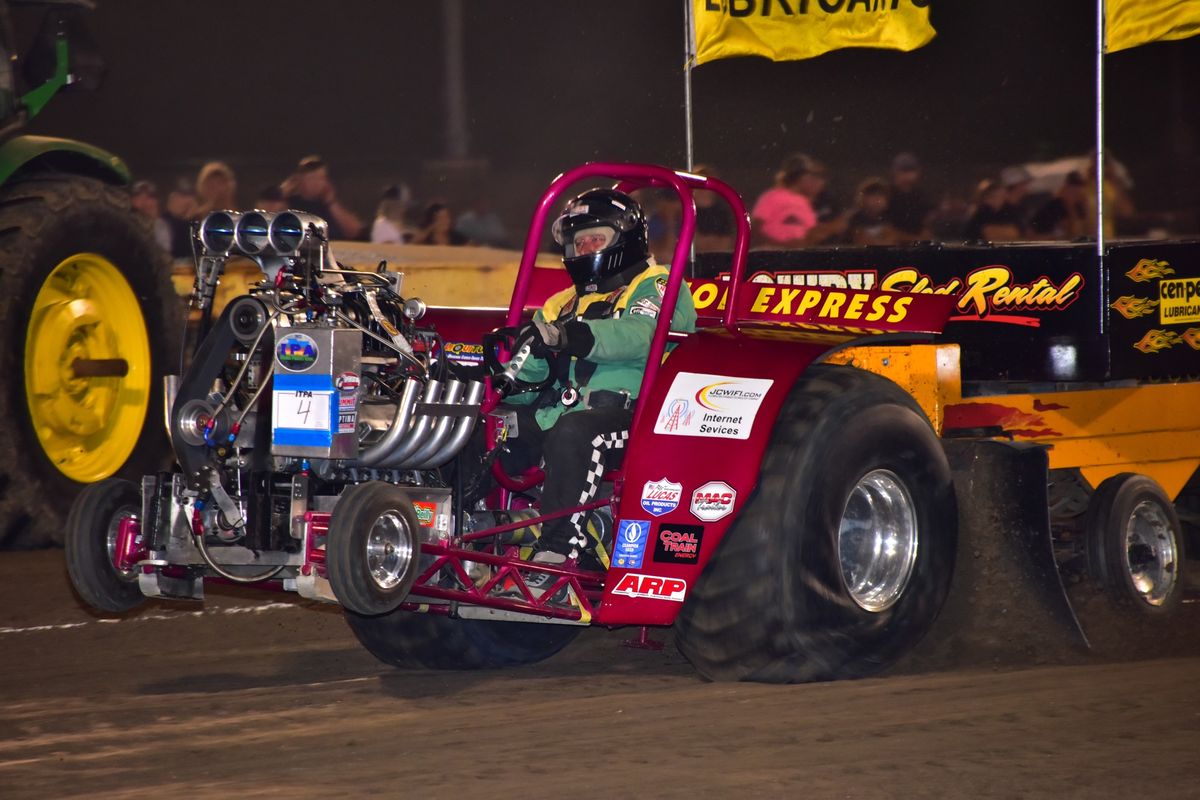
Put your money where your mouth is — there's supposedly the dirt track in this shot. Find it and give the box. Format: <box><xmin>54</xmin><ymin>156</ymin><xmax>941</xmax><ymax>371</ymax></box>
<box><xmin>2</xmin><ymin>549</ymin><xmax>1199</xmax><ymax>799</ymax></box>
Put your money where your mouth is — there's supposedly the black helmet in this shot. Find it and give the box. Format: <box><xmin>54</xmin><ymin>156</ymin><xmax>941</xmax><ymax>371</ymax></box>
<box><xmin>552</xmin><ymin>188</ymin><xmax>650</xmax><ymax>294</ymax></box>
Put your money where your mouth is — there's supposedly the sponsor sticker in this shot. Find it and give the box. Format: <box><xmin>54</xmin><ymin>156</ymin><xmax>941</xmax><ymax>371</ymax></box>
<box><xmin>614</xmin><ymin>519</ymin><xmax>651</xmax><ymax>569</ymax></box>
<box><xmin>629</xmin><ymin>298</ymin><xmax>660</xmax><ymax>318</ymax></box>
<box><xmin>611</xmin><ymin>572</ymin><xmax>688</xmax><ymax>602</ymax></box>
<box><xmin>691</xmin><ymin>481</ymin><xmax>736</xmax><ymax>522</ymax></box>
<box><xmin>276</xmin><ymin>333</ymin><xmax>319</xmax><ymax>371</ymax></box>
<box><xmin>1159</xmin><ymin>277</ymin><xmax>1200</xmax><ymax>325</ymax></box>
<box><xmin>640</xmin><ymin>478</ymin><xmax>682</xmax><ymax>517</ymax></box>
<box><xmin>413</xmin><ymin>501</ymin><xmax>437</xmax><ymax>527</ymax></box>
<box><xmin>445</xmin><ymin>341</ymin><xmax>485</xmax><ymax>364</ymax></box>
<box><xmin>654</xmin><ymin>524</ymin><xmax>704</xmax><ymax>564</ymax></box>
<box><xmin>335</xmin><ymin>372</ymin><xmax>360</xmax><ymax>392</ymax></box>
<box><xmin>654</xmin><ymin>372</ymin><xmax>773</xmax><ymax>440</ymax></box>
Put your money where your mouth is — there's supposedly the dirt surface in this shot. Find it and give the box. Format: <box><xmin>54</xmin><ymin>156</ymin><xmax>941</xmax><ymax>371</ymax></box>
<box><xmin>2</xmin><ymin>549</ymin><xmax>1199</xmax><ymax>799</ymax></box>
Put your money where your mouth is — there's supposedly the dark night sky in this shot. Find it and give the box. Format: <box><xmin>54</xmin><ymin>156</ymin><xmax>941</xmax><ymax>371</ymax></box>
<box><xmin>23</xmin><ymin>1</ymin><xmax>1199</xmax><ymax>225</ymax></box>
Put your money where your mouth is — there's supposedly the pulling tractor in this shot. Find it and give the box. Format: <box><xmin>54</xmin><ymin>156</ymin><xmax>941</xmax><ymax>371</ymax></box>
<box><xmin>0</xmin><ymin>0</ymin><xmax>176</xmax><ymax>549</ymax></box>
<box><xmin>65</xmin><ymin>163</ymin><xmax>1196</xmax><ymax>681</ymax></box>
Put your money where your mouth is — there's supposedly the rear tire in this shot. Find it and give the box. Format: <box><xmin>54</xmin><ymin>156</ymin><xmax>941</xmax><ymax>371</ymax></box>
<box><xmin>65</xmin><ymin>478</ymin><xmax>145</xmax><ymax>613</ymax></box>
<box><xmin>1085</xmin><ymin>473</ymin><xmax>1185</xmax><ymax>615</ymax></box>
<box><xmin>327</xmin><ymin>482</ymin><xmax>422</xmax><ymax>616</ymax></box>
<box><xmin>0</xmin><ymin>176</ymin><xmax>179</xmax><ymax>549</ymax></box>
<box><xmin>346</xmin><ymin>609</ymin><xmax>581</xmax><ymax>670</ymax></box>
<box><xmin>675</xmin><ymin>365</ymin><xmax>957</xmax><ymax>683</ymax></box>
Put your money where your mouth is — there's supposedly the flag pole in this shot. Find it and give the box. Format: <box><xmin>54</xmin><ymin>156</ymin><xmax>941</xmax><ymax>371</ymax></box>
<box><xmin>1095</xmin><ymin>0</ymin><xmax>1106</xmax><ymax>260</ymax></box>
<box><xmin>683</xmin><ymin>0</ymin><xmax>696</xmax><ymax>171</ymax></box>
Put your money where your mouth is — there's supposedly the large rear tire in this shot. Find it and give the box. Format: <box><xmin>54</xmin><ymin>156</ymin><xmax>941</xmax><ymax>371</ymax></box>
<box><xmin>345</xmin><ymin>609</ymin><xmax>581</xmax><ymax>670</ymax></box>
<box><xmin>65</xmin><ymin>478</ymin><xmax>145</xmax><ymax>613</ymax></box>
<box><xmin>675</xmin><ymin>365</ymin><xmax>957</xmax><ymax>683</ymax></box>
<box><xmin>0</xmin><ymin>176</ymin><xmax>179</xmax><ymax>549</ymax></box>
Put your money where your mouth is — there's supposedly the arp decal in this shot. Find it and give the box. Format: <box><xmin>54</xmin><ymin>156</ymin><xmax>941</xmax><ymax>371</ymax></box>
<box><xmin>610</xmin><ymin>573</ymin><xmax>688</xmax><ymax>602</ymax></box>
<box><xmin>614</xmin><ymin>519</ymin><xmax>651</xmax><ymax>569</ymax></box>
<box><xmin>1159</xmin><ymin>278</ymin><xmax>1200</xmax><ymax>325</ymax></box>
<box><xmin>641</xmin><ymin>479</ymin><xmax>682</xmax><ymax>517</ymax></box>
<box><xmin>654</xmin><ymin>372</ymin><xmax>773</xmax><ymax>440</ymax></box>
<box><xmin>654</xmin><ymin>524</ymin><xmax>704</xmax><ymax>564</ymax></box>
<box><xmin>690</xmin><ymin>481</ymin><xmax>737</xmax><ymax>522</ymax></box>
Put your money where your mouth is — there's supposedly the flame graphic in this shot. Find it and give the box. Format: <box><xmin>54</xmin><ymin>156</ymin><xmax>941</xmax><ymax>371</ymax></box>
<box><xmin>1110</xmin><ymin>295</ymin><xmax>1159</xmax><ymax>319</ymax></box>
<box><xmin>1133</xmin><ymin>329</ymin><xmax>1182</xmax><ymax>353</ymax></box>
<box><xmin>1182</xmin><ymin>328</ymin><xmax>1200</xmax><ymax>350</ymax></box>
<box><xmin>1125</xmin><ymin>259</ymin><xmax>1175</xmax><ymax>283</ymax></box>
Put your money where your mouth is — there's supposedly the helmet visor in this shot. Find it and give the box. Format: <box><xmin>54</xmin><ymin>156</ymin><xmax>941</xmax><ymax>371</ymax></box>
<box><xmin>562</xmin><ymin>225</ymin><xmax>617</xmax><ymax>258</ymax></box>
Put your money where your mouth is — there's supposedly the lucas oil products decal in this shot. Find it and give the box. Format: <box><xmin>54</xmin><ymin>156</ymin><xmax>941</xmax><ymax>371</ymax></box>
<box><xmin>641</xmin><ymin>479</ymin><xmax>682</xmax><ymax>517</ymax></box>
<box><xmin>654</xmin><ymin>372</ymin><xmax>773</xmax><ymax>440</ymax></box>
<box><xmin>614</xmin><ymin>519</ymin><xmax>651</xmax><ymax>569</ymax></box>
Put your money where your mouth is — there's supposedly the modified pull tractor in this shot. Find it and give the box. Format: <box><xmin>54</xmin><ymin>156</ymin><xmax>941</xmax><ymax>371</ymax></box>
<box><xmin>73</xmin><ymin>163</ymin><xmax>1183</xmax><ymax>683</ymax></box>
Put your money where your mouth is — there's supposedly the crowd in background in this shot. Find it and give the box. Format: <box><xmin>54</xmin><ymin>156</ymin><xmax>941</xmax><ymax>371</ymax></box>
<box><xmin>127</xmin><ymin>149</ymin><xmax>1143</xmax><ymax>263</ymax></box>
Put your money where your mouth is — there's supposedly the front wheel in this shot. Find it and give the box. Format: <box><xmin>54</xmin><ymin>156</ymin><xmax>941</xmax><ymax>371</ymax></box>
<box><xmin>65</xmin><ymin>478</ymin><xmax>145</xmax><ymax>613</ymax></box>
<box><xmin>326</xmin><ymin>481</ymin><xmax>422</xmax><ymax>616</ymax></box>
<box><xmin>675</xmin><ymin>365</ymin><xmax>957</xmax><ymax>683</ymax></box>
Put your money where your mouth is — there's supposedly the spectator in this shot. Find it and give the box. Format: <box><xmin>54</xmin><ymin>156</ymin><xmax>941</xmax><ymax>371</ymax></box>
<box><xmin>963</xmin><ymin>178</ymin><xmax>1022</xmax><ymax>242</ymax></box>
<box><xmin>371</xmin><ymin>184</ymin><xmax>413</xmax><ymax>244</ymax></box>
<box><xmin>1086</xmin><ymin>153</ymin><xmax>1135</xmax><ymax>238</ymax></box>
<box><xmin>254</xmin><ymin>185</ymin><xmax>287</xmax><ymax>212</ymax></box>
<box><xmin>886</xmin><ymin>152</ymin><xmax>933</xmax><ymax>242</ymax></box>
<box><xmin>999</xmin><ymin>165</ymin><xmax>1035</xmax><ymax>235</ymax></box>
<box><xmin>130</xmin><ymin>180</ymin><xmax>171</xmax><ymax>252</ymax></box>
<box><xmin>455</xmin><ymin>195</ymin><xmax>509</xmax><ymax>248</ymax></box>
<box><xmin>192</xmin><ymin>161</ymin><xmax>237</xmax><ymax>218</ymax></box>
<box><xmin>751</xmin><ymin>153</ymin><xmax>841</xmax><ymax>247</ymax></box>
<box><xmin>282</xmin><ymin>155</ymin><xmax>365</xmax><ymax>240</ymax></box>
<box><xmin>844</xmin><ymin>177</ymin><xmax>902</xmax><ymax>246</ymax></box>
<box><xmin>927</xmin><ymin>190</ymin><xmax>972</xmax><ymax>242</ymax></box>
<box><xmin>1030</xmin><ymin>171</ymin><xmax>1088</xmax><ymax>240</ymax></box>
<box><xmin>411</xmin><ymin>202</ymin><xmax>467</xmax><ymax>245</ymax></box>
<box><xmin>692</xmin><ymin>164</ymin><xmax>736</xmax><ymax>253</ymax></box>
<box><xmin>163</xmin><ymin>179</ymin><xmax>196</xmax><ymax>260</ymax></box>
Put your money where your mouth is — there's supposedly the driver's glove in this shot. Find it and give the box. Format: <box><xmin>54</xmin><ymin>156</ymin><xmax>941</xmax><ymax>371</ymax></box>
<box><xmin>520</xmin><ymin>319</ymin><xmax>595</xmax><ymax>360</ymax></box>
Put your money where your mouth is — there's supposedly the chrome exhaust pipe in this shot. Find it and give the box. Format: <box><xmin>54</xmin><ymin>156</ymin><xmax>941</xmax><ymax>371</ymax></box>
<box><xmin>398</xmin><ymin>380</ymin><xmax>465</xmax><ymax>468</ymax></box>
<box><xmin>383</xmin><ymin>379</ymin><xmax>443</xmax><ymax>467</ymax></box>
<box><xmin>357</xmin><ymin>378</ymin><xmax>421</xmax><ymax>466</ymax></box>
<box><xmin>412</xmin><ymin>380</ymin><xmax>483</xmax><ymax>469</ymax></box>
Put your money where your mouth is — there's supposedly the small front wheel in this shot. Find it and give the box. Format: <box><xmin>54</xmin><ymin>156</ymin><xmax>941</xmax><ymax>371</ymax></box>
<box><xmin>326</xmin><ymin>482</ymin><xmax>421</xmax><ymax>616</ymax></box>
<box><xmin>65</xmin><ymin>478</ymin><xmax>145</xmax><ymax>613</ymax></box>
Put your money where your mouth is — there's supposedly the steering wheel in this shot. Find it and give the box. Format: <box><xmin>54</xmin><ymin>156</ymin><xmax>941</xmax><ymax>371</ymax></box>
<box><xmin>482</xmin><ymin>328</ymin><xmax>557</xmax><ymax>397</ymax></box>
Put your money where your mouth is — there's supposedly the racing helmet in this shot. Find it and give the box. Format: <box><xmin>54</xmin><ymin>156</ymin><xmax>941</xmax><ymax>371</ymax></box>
<box><xmin>552</xmin><ymin>188</ymin><xmax>650</xmax><ymax>294</ymax></box>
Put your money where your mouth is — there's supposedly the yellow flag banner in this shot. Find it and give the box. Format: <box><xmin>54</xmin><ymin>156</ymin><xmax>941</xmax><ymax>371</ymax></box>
<box><xmin>1106</xmin><ymin>0</ymin><xmax>1200</xmax><ymax>53</ymax></box>
<box><xmin>691</xmin><ymin>0</ymin><xmax>936</xmax><ymax>65</ymax></box>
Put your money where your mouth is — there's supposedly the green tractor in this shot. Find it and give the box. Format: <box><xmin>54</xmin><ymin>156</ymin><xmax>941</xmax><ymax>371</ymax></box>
<box><xmin>0</xmin><ymin>1</ymin><xmax>177</xmax><ymax>548</ymax></box>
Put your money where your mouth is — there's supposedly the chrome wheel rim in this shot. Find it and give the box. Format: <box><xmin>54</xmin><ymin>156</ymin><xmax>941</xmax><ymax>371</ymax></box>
<box><xmin>1122</xmin><ymin>499</ymin><xmax>1179</xmax><ymax>607</ymax></box>
<box><xmin>365</xmin><ymin>511</ymin><xmax>413</xmax><ymax>590</ymax></box>
<box><xmin>837</xmin><ymin>469</ymin><xmax>919</xmax><ymax>613</ymax></box>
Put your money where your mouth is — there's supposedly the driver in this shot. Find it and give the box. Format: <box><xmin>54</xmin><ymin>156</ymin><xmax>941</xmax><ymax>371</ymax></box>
<box><xmin>500</xmin><ymin>188</ymin><xmax>696</xmax><ymax>576</ymax></box>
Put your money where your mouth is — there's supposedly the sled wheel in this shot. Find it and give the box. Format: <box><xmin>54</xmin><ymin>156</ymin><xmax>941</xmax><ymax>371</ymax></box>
<box><xmin>1085</xmin><ymin>473</ymin><xmax>1185</xmax><ymax>614</ymax></box>
<box><xmin>326</xmin><ymin>482</ymin><xmax>422</xmax><ymax>616</ymax></box>
<box><xmin>675</xmin><ymin>364</ymin><xmax>957</xmax><ymax>683</ymax></box>
<box><xmin>345</xmin><ymin>609</ymin><xmax>581</xmax><ymax>670</ymax></box>
<box><xmin>65</xmin><ymin>478</ymin><xmax>145</xmax><ymax>613</ymax></box>
<box><xmin>0</xmin><ymin>176</ymin><xmax>179</xmax><ymax>549</ymax></box>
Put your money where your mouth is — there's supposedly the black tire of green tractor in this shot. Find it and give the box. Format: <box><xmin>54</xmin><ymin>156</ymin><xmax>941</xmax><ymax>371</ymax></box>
<box><xmin>64</xmin><ymin>478</ymin><xmax>145</xmax><ymax>613</ymax></box>
<box><xmin>345</xmin><ymin>608</ymin><xmax>581</xmax><ymax>670</ymax></box>
<box><xmin>1084</xmin><ymin>473</ymin><xmax>1186</xmax><ymax>615</ymax></box>
<box><xmin>0</xmin><ymin>176</ymin><xmax>179</xmax><ymax>550</ymax></box>
<box><xmin>326</xmin><ymin>482</ymin><xmax>423</xmax><ymax>616</ymax></box>
<box><xmin>675</xmin><ymin>365</ymin><xmax>957</xmax><ymax>683</ymax></box>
